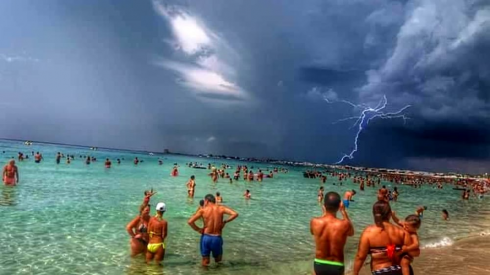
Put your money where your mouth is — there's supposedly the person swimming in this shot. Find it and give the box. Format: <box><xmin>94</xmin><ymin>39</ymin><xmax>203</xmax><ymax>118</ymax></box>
<box><xmin>442</xmin><ymin>209</ymin><xmax>449</xmax><ymax>221</ymax></box>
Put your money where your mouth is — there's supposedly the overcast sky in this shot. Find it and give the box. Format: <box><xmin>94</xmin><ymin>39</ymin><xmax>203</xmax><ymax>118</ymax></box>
<box><xmin>1</xmin><ymin>0</ymin><xmax>489</xmax><ymax>173</ymax></box>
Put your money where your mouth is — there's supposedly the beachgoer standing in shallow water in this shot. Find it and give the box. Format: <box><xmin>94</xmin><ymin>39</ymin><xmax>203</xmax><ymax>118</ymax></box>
<box><xmin>310</xmin><ymin>192</ymin><xmax>354</xmax><ymax>275</ymax></box>
<box><xmin>3</xmin><ymin>160</ymin><xmax>19</xmax><ymax>186</ymax></box>
<box><xmin>244</xmin><ymin>189</ymin><xmax>251</xmax><ymax>199</ymax></box>
<box><xmin>34</xmin><ymin>152</ymin><xmax>43</xmax><ymax>163</ymax></box>
<box><xmin>146</xmin><ymin>202</ymin><xmax>168</xmax><ymax>265</ymax></box>
<box><xmin>353</xmin><ymin>200</ymin><xmax>413</xmax><ymax>275</ymax></box>
<box><xmin>126</xmin><ymin>204</ymin><xmax>151</xmax><ymax>257</ymax></box>
<box><xmin>105</xmin><ymin>158</ymin><xmax>111</xmax><ymax>168</ymax></box>
<box><xmin>378</xmin><ymin>185</ymin><xmax>388</xmax><ymax>201</ymax></box>
<box><xmin>216</xmin><ymin>192</ymin><xmax>223</xmax><ymax>204</ymax></box>
<box><xmin>343</xmin><ymin>190</ymin><xmax>356</xmax><ymax>208</ymax></box>
<box><xmin>187</xmin><ymin>176</ymin><xmax>196</xmax><ymax>198</ymax></box>
<box><xmin>187</xmin><ymin>194</ymin><xmax>239</xmax><ymax>267</ymax></box>
<box><xmin>56</xmin><ymin>152</ymin><xmax>61</xmax><ymax>164</ymax></box>
<box><xmin>318</xmin><ymin>186</ymin><xmax>324</xmax><ymax>203</ymax></box>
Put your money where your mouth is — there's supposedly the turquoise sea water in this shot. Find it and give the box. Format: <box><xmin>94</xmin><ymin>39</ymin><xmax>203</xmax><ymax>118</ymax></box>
<box><xmin>1</xmin><ymin>140</ymin><xmax>490</xmax><ymax>275</ymax></box>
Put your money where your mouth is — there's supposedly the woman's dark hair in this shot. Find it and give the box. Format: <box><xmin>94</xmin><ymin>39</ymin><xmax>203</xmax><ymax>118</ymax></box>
<box><xmin>442</xmin><ymin>209</ymin><xmax>449</xmax><ymax>217</ymax></box>
<box><xmin>373</xmin><ymin>200</ymin><xmax>392</xmax><ymax>227</ymax></box>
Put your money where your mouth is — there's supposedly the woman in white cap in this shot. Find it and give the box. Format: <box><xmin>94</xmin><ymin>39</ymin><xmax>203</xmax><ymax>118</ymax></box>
<box><xmin>146</xmin><ymin>202</ymin><xmax>168</xmax><ymax>265</ymax></box>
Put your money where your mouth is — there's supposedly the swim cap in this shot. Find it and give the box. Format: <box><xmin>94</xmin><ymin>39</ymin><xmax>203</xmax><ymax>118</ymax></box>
<box><xmin>156</xmin><ymin>202</ymin><xmax>166</xmax><ymax>212</ymax></box>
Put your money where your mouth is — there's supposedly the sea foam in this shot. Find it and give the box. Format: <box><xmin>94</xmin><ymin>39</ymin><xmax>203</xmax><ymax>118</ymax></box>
<box><xmin>422</xmin><ymin>237</ymin><xmax>453</xmax><ymax>248</ymax></box>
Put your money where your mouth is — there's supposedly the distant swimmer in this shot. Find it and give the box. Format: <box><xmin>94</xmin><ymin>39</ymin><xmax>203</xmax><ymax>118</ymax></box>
<box><xmin>216</xmin><ymin>192</ymin><xmax>223</xmax><ymax>204</ymax></box>
<box><xmin>343</xmin><ymin>190</ymin><xmax>356</xmax><ymax>208</ymax></box>
<box><xmin>66</xmin><ymin>157</ymin><xmax>71</xmax><ymax>164</ymax></box>
<box><xmin>244</xmin><ymin>189</ymin><xmax>251</xmax><ymax>200</ymax></box>
<box><xmin>248</xmin><ymin>171</ymin><xmax>254</xmax><ymax>181</ymax></box>
<box><xmin>318</xmin><ymin>186</ymin><xmax>324</xmax><ymax>203</ymax></box>
<box><xmin>187</xmin><ymin>194</ymin><xmax>239</xmax><ymax>267</ymax></box>
<box><xmin>360</xmin><ymin>181</ymin><xmax>365</xmax><ymax>191</ymax></box>
<box><xmin>56</xmin><ymin>152</ymin><xmax>61</xmax><ymax>164</ymax></box>
<box><xmin>393</xmin><ymin>187</ymin><xmax>399</xmax><ymax>202</ymax></box>
<box><xmin>146</xmin><ymin>203</ymin><xmax>168</xmax><ymax>265</ymax></box>
<box><xmin>171</xmin><ymin>166</ymin><xmax>179</xmax><ymax>177</ymax></box>
<box><xmin>257</xmin><ymin>170</ymin><xmax>264</xmax><ymax>182</ymax></box>
<box><xmin>3</xmin><ymin>160</ymin><xmax>19</xmax><ymax>186</ymax></box>
<box><xmin>134</xmin><ymin>157</ymin><xmax>139</xmax><ymax>165</ymax></box>
<box><xmin>105</xmin><ymin>158</ymin><xmax>111</xmax><ymax>168</ymax></box>
<box><xmin>415</xmin><ymin>206</ymin><xmax>427</xmax><ymax>219</ymax></box>
<box><xmin>117</xmin><ymin>158</ymin><xmax>121</xmax><ymax>165</ymax></box>
<box><xmin>187</xmin><ymin>176</ymin><xmax>196</xmax><ymax>198</ymax></box>
<box><xmin>158</xmin><ymin>159</ymin><xmax>163</xmax><ymax>165</ymax></box>
<box><xmin>34</xmin><ymin>152</ymin><xmax>43</xmax><ymax>163</ymax></box>
<box><xmin>310</xmin><ymin>192</ymin><xmax>354</xmax><ymax>275</ymax></box>
<box><xmin>442</xmin><ymin>209</ymin><xmax>449</xmax><ymax>221</ymax></box>
<box><xmin>86</xmin><ymin>156</ymin><xmax>91</xmax><ymax>165</ymax></box>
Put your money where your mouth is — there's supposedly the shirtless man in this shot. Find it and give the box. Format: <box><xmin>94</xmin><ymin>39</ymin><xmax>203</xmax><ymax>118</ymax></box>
<box><xmin>318</xmin><ymin>186</ymin><xmax>324</xmax><ymax>203</ymax></box>
<box><xmin>34</xmin><ymin>152</ymin><xmax>43</xmax><ymax>163</ymax></box>
<box><xmin>3</xmin><ymin>160</ymin><xmax>19</xmax><ymax>186</ymax></box>
<box><xmin>187</xmin><ymin>194</ymin><xmax>239</xmax><ymax>266</ymax></box>
<box><xmin>216</xmin><ymin>192</ymin><xmax>223</xmax><ymax>204</ymax></box>
<box><xmin>310</xmin><ymin>192</ymin><xmax>354</xmax><ymax>275</ymax></box>
<box><xmin>146</xmin><ymin>202</ymin><xmax>168</xmax><ymax>265</ymax></box>
<box><xmin>187</xmin><ymin>176</ymin><xmax>196</xmax><ymax>198</ymax></box>
<box><xmin>343</xmin><ymin>190</ymin><xmax>356</xmax><ymax>208</ymax></box>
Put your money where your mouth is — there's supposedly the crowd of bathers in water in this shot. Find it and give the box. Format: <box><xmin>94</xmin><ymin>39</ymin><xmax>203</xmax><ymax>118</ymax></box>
<box><xmin>3</xmin><ymin>150</ymin><xmax>489</xmax><ymax>273</ymax></box>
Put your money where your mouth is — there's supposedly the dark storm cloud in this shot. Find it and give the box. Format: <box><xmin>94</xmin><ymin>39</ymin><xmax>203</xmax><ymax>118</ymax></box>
<box><xmin>1</xmin><ymin>0</ymin><xmax>489</xmax><ymax>173</ymax></box>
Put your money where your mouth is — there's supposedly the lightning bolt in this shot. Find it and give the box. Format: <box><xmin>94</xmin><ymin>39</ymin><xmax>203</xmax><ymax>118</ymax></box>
<box><xmin>324</xmin><ymin>94</ymin><xmax>410</xmax><ymax>164</ymax></box>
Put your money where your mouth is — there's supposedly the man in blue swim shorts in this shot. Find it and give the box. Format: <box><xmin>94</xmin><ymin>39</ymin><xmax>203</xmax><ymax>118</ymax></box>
<box><xmin>343</xmin><ymin>190</ymin><xmax>356</xmax><ymax>208</ymax></box>
<box><xmin>188</xmin><ymin>194</ymin><xmax>239</xmax><ymax>266</ymax></box>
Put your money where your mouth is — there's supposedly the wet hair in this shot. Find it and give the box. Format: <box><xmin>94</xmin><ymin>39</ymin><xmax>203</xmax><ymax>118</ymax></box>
<box><xmin>405</xmin><ymin>214</ymin><xmax>422</xmax><ymax>229</ymax></box>
<box><xmin>216</xmin><ymin>192</ymin><xmax>220</xmax><ymax>196</ymax></box>
<box><xmin>352</xmin><ymin>190</ymin><xmax>356</xmax><ymax>194</ymax></box>
<box><xmin>191</xmin><ymin>175</ymin><xmax>195</xmax><ymax>180</ymax></box>
<box><xmin>382</xmin><ymin>185</ymin><xmax>386</xmax><ymax>189</ymax></box>
<box><xmin>373</xmin><ymin>200</ymin><xmax>392</xmax><ymax>227</ymax></box>
<box><xmin>323</xmin><ymin>192</ymin><xmax>341</xmax><ymax>213</ymax></box>
<box><xmin>320</xmin><ymin>186</ymin><xmax>324</xmax><ymax>190</ymax></box>
<box><xmin>246</xmin><ymin>189</ymin><xmax>250</xmax><ymax>192</ymax></box>
<box><xmin>199</xmin><ymin>200</ymin><xmax>205</xmax><ymax>207</ymax></box>
<box><xmin>204</xmin><ymin>194</ymin><xmax>216</xmax><ymax>203</ymax></box>
<box><xmin>442</xmin><ymin>209</ymin><xmax>449</xmax><ymax>217</ymax></box>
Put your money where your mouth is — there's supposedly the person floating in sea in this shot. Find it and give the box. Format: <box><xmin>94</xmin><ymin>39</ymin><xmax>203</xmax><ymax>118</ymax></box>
<box><xmin>146</xmin><ymin>202</ymin><xmax>168</xmax><ymax>266</ymax></box>
<box><xmin>343</xmin><ymin>190</ymin><xmax>356</xmax><ymax>208</ymax></box>
<box><xmin>187</xmin><ymin>194</ymin><xmax>239</xmax><ymax>267</ymax></box>
<box><xmin>105</xmin><ymin>158</ymin><xmax>111</xmax><ymax>168</ymax></box>
<box><xmin>318</xmin><ymin>186</ymin><xmax>324</xmax><ymax>203</ymax></box>
<box><xmin>56</xmin><ymin>152</ymin><xmax>61</xmax><ymax>164</ymax></box>
<box><xmin>187</xmin><ymin>176</ymin><xmax>196</xmax><ymax>198</ymax></box>
<box><xmin>392</xmin><ymin>212</ymin><xmax>421</xmax><ymax>275</ymax></box>
<box><xmin>310</xmin><ymin>192</ymin><xmax>354</xmax><ymax>275</ymax></box>
<box><xmin>3</xmin><ymin>160</ymin><xmax>19</xmax><ymax>186</ymax></box>
<box><xmin>442</xmin><ymin>209</ymin><xmax>449</xmax><ymax>221</ymax></box>
<box><xmin>244</xmin><ymin>189</ymin><xmax>251</xmax><ymax>200</ymax></box>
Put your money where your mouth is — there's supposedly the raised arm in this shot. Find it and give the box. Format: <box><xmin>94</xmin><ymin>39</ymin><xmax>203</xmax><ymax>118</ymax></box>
<box><xmin>222</xmin><ymin>207</ymin><xmax>239</xmax><ymax>224</ymax></box>
<box><xmin>125</xmin><ymin>216</ymin><xmax>139</xmax><ymax>237</ymax></box>
<box><xmin>353</xmin><ymin>228</ymin><xmax>370</xmax><ymax>275</ymax></box>
<box><xmin>340</xmin><ymin>201</ymin><xmax>354</xmax><ymax>236</ymax></box>
<box><xmin>391</xmin><ymin>211</ymin><xmax>403</xmax><ymax>227</ymax></box>
<box><xmin>187</xmin><ymin>209</ymin><xmax>204</xmax><ymax>233</ymax></box>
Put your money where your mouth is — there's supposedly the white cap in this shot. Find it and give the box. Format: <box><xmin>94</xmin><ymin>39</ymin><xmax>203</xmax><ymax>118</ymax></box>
<box><xmin>156</xmin><ymin>202</ymin><xmax>166</xmax><ymax>212</ymax></box>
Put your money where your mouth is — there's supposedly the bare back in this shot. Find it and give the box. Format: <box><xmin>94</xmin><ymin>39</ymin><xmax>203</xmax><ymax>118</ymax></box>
<box><xmin>311</xmin><ymin>215</ymin><xmax>351</xmax><ymax>262</ymax></box>
<box><xmin>148</xmin><ymin>217</ymin><xmax>167</xmax><ymax>243</ymax></box>
<box><xmin>202</xmin><ymin>205</ymin><xmax>226</xmax><ymax>235</ymax></box>
<box><xmin>363</xmin><ymin>223</ymin><xmax>408</xmax><ymax>271</ymax></box>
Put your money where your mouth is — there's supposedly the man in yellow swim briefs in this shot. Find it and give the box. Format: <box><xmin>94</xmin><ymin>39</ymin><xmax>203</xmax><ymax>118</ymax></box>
<box><xmin>146</xmin><ymin>202</ymin><xmax>168</xmax><ymax>266</ymax></box>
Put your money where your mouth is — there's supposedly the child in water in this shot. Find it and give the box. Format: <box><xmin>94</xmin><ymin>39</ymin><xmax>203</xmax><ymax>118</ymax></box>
<box><xmin>140</xmin><ymin>189</ymin><xmax>157</xmax><ymax>212</ymax></box>
<box><xmin>392</xmin><ymin>213</ymin><xmax>421</xmax><ymax>275</ymax></box>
